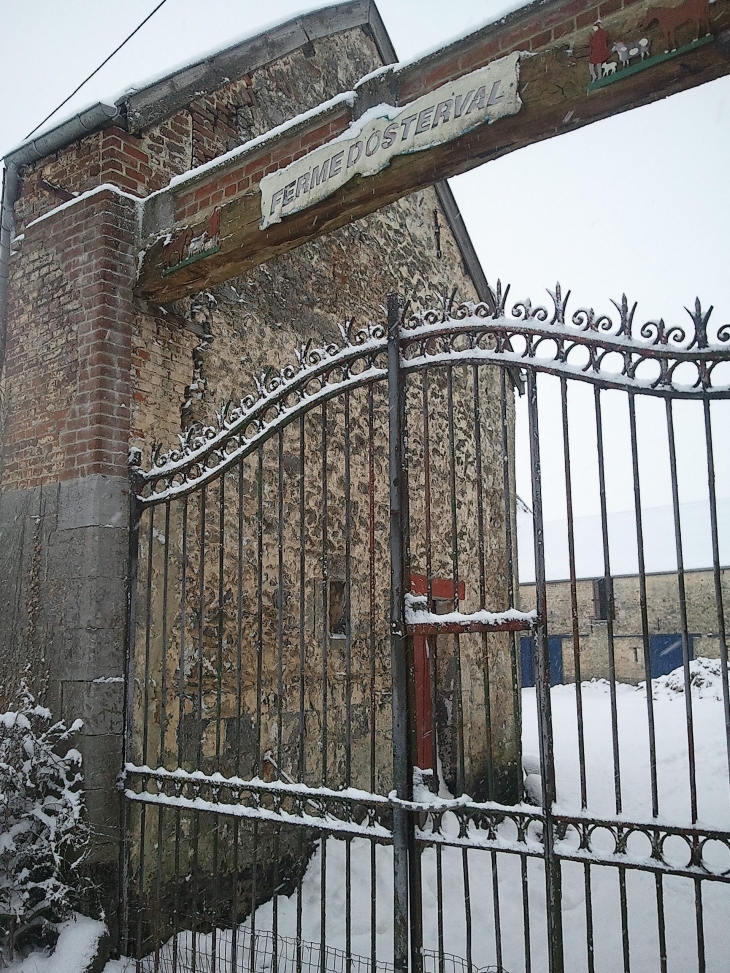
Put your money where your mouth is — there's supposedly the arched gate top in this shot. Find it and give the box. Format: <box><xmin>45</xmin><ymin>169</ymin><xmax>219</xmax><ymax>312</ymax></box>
<box><xmin>136</xmin><ymin>283</ymin><xmax>730</xmax><ymax>504</ymax></box>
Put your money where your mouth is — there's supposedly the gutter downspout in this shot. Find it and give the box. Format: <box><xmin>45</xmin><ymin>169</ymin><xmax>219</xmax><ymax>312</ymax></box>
<box><xmin>0</xmin><ymin>162</ymin><xmax>20</xmax><ymax>374</ymax></box>
<box><xmin>0</xmin><ymin>103</ymin><xmax>121</xmax><ymax>375</ymax></box>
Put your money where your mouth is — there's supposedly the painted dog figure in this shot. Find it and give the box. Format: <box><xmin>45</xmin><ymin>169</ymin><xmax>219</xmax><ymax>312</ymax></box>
<box><xmin>612</xmin><ymin>37</ymin><xmax>651</xmax><ymax>67</ymax></box>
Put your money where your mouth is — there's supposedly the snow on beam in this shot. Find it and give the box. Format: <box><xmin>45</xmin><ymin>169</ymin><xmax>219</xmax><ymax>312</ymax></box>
<box><xmin>136</xmin><ymin>0</ymin><xmax>730</xmax><ymax>303</ymax></box>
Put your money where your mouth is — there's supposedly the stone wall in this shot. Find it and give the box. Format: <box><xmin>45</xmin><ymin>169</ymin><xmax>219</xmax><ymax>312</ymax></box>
<box><xmin>520</xmin><ymin>568</ymin><xmax>730</xmax><ymax>683</ymax></box>
<box><xmin>124</xmin><ymin>25</ymin><xmax>518</xmax><ymax>806</ymax></box>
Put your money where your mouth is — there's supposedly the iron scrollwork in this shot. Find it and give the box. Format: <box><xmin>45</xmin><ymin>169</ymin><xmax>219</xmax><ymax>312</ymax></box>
<box><xmin>136</xmin><ymin>283</ymin><xmax>729</xmax><ymax>503</ymax></box>
<box><xmin>553</xmin><ymin>812</ymin><xmax>730</xmax><ymax>882</ymax></box>
<box><xmin>137</xmin><ymin>319</ymin><xmax>388</xmax><ymax>503</ymax></box>
<box><xmin>401</xmin><ymin>282</ymin><xmax>730</xmax><ymax>399</ymax></box>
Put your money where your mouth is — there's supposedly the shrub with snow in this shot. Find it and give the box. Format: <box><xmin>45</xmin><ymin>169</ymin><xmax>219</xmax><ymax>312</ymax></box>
<box><xmin>649</xmin><ymin>656</ymin><xmax>724</xmax><ymax>700</ymax></box>
<box><xmin>0</xmin><ymin>681</ymin><xmax>89</xmax><ymax>963</ymax></box>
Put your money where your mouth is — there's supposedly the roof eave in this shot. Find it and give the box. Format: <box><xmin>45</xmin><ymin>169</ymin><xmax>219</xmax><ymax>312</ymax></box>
<box><xmin>2</xmin><ymin>0</ymin><xmax>376</xmax><ymax>165</ymax></box>
<box><xmin>4</xmin><ymin>103</ymin><xmax>120</xmax><ymax>168</ymax></box>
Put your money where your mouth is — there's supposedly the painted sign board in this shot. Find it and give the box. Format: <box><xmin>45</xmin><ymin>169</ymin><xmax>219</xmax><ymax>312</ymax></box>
<box><xmin>260</xmin><ymin>52</ymin><xmax>522</xmax><ymax>229</ymax></box>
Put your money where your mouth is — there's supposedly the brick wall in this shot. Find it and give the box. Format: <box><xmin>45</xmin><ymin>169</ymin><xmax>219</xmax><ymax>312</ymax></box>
<box><xmin>4</xmin><ymin>188</ymin><xmax>137</xmax><ymax>490</ymax></box>
<box><xmin>14</xmin><ymin>113</ymin><xmax>192</xmax><ymax>233</ymax></box>
<box><xmin>2</xmin><ymin>242</ymin><xmax>80</xmax><ymax>489</ymax></box>
<box><xmin>100</xmin><ymin>116</ymin><xmax>192</xmax><ymax>196</ymax></box>
<box><xmin>399</xmin><ymin>0</ymin><xmax>648</xmax><ymax>99</ymax></box>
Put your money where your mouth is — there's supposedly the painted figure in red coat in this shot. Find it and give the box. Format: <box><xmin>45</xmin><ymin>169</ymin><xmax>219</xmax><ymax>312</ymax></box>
<box><xmin>589</xmin><ymin>19</ymin><xmax>611</xmax><ymax>80</ymax></box>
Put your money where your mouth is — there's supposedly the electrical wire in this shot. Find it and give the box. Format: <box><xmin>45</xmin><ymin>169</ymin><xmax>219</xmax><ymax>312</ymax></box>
<box><xmin>25</xmin><ymin>0</ymin><xmax>170</xmax><ymax>140</ymax></box>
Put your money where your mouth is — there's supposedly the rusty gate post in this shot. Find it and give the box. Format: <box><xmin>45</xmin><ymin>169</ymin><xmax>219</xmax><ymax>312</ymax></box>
<box><xmin>527</xmin><ymin>369</ymin><xmax>565</xmax><ymax>973</ymax></box>
<box><xmin>387</xmin><ymin>293</ymin><xmax>419</xmax><ymax>972</ymax></box>
<box><xmin>120</xmin><ymin>460</ymin><xmax>143</xmax><ymax>957</ymax></box>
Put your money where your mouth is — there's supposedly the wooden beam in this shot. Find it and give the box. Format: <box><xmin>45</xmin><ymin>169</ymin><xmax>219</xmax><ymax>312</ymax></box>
<box><xmin>137</xmin><ymin>0</ymin><xmax>730</xmax><ymax>303</ymax></box>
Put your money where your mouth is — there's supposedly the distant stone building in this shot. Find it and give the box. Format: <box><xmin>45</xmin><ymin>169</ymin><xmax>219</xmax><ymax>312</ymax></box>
<box><xmin>520</xmin><ymin>567</ymin><xmax>729</xmax><ymax>685</ymax></box>
<box><xmin>518</xmin><ymin>500</ymin><xmax>730</xmax><ymax>684</ymax></box>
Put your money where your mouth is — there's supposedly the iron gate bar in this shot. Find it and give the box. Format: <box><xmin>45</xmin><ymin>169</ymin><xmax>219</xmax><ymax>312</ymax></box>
<box><xmin>559</xmin><ymin>377</ymin><xmax>587</xmax><ymax>813</ymax></box>
<box><xmin>525</xmin><ymin>369</ymin><xmax>564</xmax><ymax>973</ymax></box>
<box><xmin>387</xmin><ymin>293</ymin><xmax>415</xmax><ymax>973</ymax></box>
<box><xmin>594</xmin><ymin>387</ymin><xmax>622</xmax><ymax>819</ymax></box>
<box><xmin>665</xmin><ymin>397</ymin><xmax>706</xmax><ymax>973</ymax></box>
<box><xmin>500</xmin><ymin>365</ymin><xmax>523</xmax><ymax>842</ymax></box>
<box><xmin>231</xmin><ymin>462</ymin><xmax>243</xmax><ymax>973</ymax></box>
<box><xmin>321</xmin><ymin>398</ymin><xmax>330</xmax><ymax>973</ymax></box>
<box><xmin>703</xmin><ymin>397</ymin><xmax>730</xmax><ymax>793</ymax></box>
<box><xmin>406</xmin><ymin>619</ymin><xmax>534</xmax><ymax>635</ymax></box>
<box><xmin>135</xmin><ymin>286</ymin><xmax>730</xmax><ymax>506</ymax></box>
<box><xmin>178</xmin><ymin>495</ymin><xmax>189</xmax><ymax>973</ymax></box>
<box><xmin>368</xmin><ymin>382</ymin><xmax>379</xmax><ymax>972</ymax></box>
<box><xmin>627</xmin><ymin>392</ymin><xmax>660</xmax><ymax>819</ymax></box>
<box><xmin>472</xmin><ymin>364</ymin><xmax>497</xmax><ymax>803</ymax></box>
<box><xmin>627</xmin><ymin>389</ymin><xmax>668</xmax><ymax>972</ymax></box>
<box><xmin>122</xmin><ymin>764</ymin><xmax>730</xmax><ymax>880</ymax></box>
<box><xmin>124</xmin><ymin>283</ymin><xmax>730</xmax><ymax>973</ymax></box>
<box><xmin>121</xmin><ymin>445</ymin><xmax>141</xmax><ymax>961</ymax></box>
<box><xmin>418</xmin><ymin>363</ymin><xmax>447</xmax><ymax>973</ymax></box>
<box><xmin>344</xmin><ymin>389</ymin><xmax>353</xmax><ymax>970</ymax></box>
<box><xmin>666</xmin><ymin>398</ymin><xmax>699</xmax><ymax>825</ymax></box>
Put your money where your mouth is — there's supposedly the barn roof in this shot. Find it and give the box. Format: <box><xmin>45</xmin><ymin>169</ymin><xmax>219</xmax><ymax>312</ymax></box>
<box><xmin>4</xmin><ymin>2</ymin><xmax>393</xmax><ymax>167</ymax></box>
<box><xmin>517</xmin><ymin>498</ymin><xmax>730</xmax><ymax>583</ymax></box>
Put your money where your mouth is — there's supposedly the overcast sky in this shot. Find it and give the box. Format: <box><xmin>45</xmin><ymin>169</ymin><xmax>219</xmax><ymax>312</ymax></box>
<box><xmin>1</xmin><ymin>0</ymin><xmax>729</xmax><ymax>523</ymax></box>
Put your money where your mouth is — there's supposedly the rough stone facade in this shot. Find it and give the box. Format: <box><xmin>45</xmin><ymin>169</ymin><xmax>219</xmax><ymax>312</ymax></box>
<box><xmin>0</xmin><ymin>4</ymin><xmax>519</xmax><ymax>949</ymax></box>
<box><xmin>519</xmin><ymin>568</ymin><xmax>730</xmax><ymax>684</ymax></box>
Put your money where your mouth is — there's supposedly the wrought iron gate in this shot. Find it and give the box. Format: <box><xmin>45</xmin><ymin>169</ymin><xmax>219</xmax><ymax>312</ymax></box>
<box><xmin>122</xmin><ymin>285</ymin><xmax>730</xmax><ymax>973</ymax></box>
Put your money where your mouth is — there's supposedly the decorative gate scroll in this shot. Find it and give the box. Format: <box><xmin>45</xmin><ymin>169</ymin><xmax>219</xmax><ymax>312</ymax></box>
<box><xmin>123</xmin><ymin>285</ymin><xmax>730</xmax><ymax>973</ymax></box>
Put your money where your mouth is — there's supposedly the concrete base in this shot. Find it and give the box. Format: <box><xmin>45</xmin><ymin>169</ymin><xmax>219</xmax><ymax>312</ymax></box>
<box><xmin>0</xmin><ymin>474</ymin><xmax>130</xmax><ymax>928</ymax></box>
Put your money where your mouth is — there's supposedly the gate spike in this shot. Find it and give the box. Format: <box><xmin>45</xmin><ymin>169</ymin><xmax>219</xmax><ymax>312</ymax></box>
<box><xmin>548</xmin><ymin>283</ymin><xmax>570</xmax><ymax>325</ymax></box>
<box><xmin>685</xmin><ymin>297</ymin><xmax>713</xmax><ymax>349</ymax></box>
<box><xmin>611</xmin><ymin>294</ymin><xmax>637</xmax><ymax>338</ymax></box>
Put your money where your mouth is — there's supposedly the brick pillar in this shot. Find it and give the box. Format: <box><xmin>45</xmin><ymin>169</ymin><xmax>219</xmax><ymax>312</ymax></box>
<box><xmin>0</xmin><ymin>186</ymin><xmax>138</xmax><ymax>937</ymax></box>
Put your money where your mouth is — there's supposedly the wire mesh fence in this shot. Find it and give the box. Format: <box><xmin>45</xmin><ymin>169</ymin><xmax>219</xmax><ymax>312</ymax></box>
<box><xmin>142</xmin><ymin>929</ymin><xmax>507</xmax><ymax>973</ymax></box>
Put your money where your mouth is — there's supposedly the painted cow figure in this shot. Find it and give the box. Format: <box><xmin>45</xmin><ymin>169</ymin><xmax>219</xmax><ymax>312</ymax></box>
<box><xmin>612</xmin><ymin>37</ymin><xmax>651</xmax><ymax>68</ymax></box>
<box><xmin>643</xmin><ymin>0</ymin><xmax>712</xmax><ymax>52</ymax></box>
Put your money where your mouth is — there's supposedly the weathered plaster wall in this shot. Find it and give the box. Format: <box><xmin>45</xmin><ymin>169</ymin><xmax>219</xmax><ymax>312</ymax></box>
<box><xmin>118</xmin><ymin>25</ymin><xmax>520</xmax><ymax>945</ymax></box>
<box><xmin>1</xmin><ymin>15</ymin><xmax>518</xmax><ymax>950</ymax></box>
<box><xmin>126</xmin><ymin>23</ymin><xmax>519</xmax><ymax>801</ymax></box>
<box><xmin>119</xmin><ymin>24</ymin><xmax>518</xmax><ymax>810</ymax></box>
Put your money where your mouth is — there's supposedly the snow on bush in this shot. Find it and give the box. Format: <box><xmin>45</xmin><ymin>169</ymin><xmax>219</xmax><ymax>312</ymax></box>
<box><xmin>645</xmin><ymin>655</ymin><xmax>725</xmax><ymax>700</ymax></box>
<box><xmin>0</xmin><ymin>681</ymin><xmax>89</xmax><ymax>963</ymax></box>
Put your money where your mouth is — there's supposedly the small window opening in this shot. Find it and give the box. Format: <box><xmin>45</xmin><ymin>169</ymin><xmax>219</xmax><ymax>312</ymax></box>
<box><xmin>433</xmin><ymin>209</ymin><xmax>442</xmax><ymax>259</ymax></box>
<box><xmin>329</xmin><ymin>580</ymin><xmax>347</xmax><ymax>637</ymax></box>
<box><xmin>592</xmin><ymin>577</ymin><xmax>614</xmax><ymax>621</ymax></box>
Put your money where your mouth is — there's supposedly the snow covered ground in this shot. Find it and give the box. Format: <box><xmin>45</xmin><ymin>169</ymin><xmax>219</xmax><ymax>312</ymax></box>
<box><xmin>170</xmin><ymin>660</ymin><xmax>729</xmax><ymax>973</ymax></box>
<box><xmin>14</xmin><ymin>662</ymin><xmax>729</xmax><ymax>973</ymax></box>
